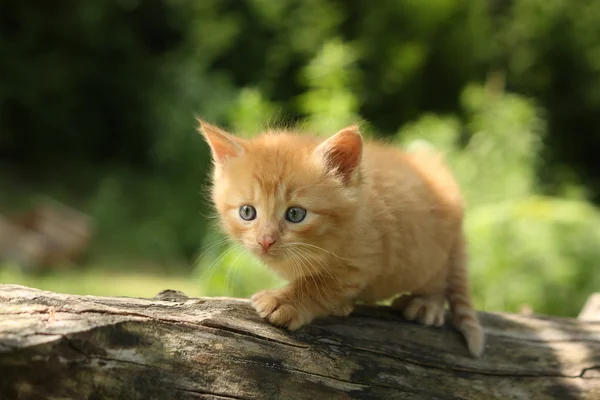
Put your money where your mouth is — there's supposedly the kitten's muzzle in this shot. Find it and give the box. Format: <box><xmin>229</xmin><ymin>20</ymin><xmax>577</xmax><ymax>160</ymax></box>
<box><xmin>258</xmin><ymin>236</ymin><xmax>276</xmax><ymax>253</ymax></box>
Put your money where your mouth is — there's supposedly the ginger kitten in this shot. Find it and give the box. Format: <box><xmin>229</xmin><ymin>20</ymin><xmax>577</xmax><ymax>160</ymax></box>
<box><xmin>198</xmin><ymin>120</ymin><xmax>485</xmax><ymax>357</ymax></box>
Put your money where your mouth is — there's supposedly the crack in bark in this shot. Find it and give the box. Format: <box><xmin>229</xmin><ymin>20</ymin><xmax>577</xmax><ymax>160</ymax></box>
<box><xmin>194</xmin><ymin>320</ymin><xmax>597</xmax><ymax>381</ymax></box>
<box><xmin>199</xmin><ymin>321</ymin><xmax>309</xmax><ymax>349</ymax></box>
<box><xmin>64</xmin><ymin>336</ymin><xmax>162</xmax><ymax>369</ymax></box>
<box><xmin>61</xmin><ymin>337</ymin><xmax>408</xmax><ymax>395</ymax></box>
<box><xmin>227</xmin><ymin>356</ymin><xmax>422</xmax><ymax>394</ymax></box>
<box><xmin>179</xmin><ymin>318</ymin><xmax>595</xmax><ymax>380</ymax></box>
<box><xmin>333</xmin><ymin>341</ymin><xmax>594</xmax><ymax>379</ymax></box>
<box><xmin>65</xmin><ymin>337</ymin><xmax>91</xmax><ymax>359</ymax></box>
<box><xmin>168</xmin><ymin>386</ymin><xmax>250</xmax><ymax>399</ymax></box>
<box><xmin>21</xmin><ymin>326</ymin><xmax>402</xmax><ymax>394</ymax></box>
<box><xmin>580</xmin><ymin>366</ymin><xmax>600</xmax><ymax>379</ymax></box>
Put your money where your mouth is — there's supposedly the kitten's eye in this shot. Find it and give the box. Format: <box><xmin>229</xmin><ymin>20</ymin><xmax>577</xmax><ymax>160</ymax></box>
<box><xmin>285</xmin><ymin>207</ymin><xmax>307</xmax><ymax>223</ymax></box>
<box><xmin>239</xmin><ymin>205</ymin><xmax>257</xmax><ymax>221</ymax></box>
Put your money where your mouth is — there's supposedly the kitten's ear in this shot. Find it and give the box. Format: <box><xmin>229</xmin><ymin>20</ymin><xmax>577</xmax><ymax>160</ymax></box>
<box><xmin>314</xmin><ymin>125</ymin><xmax>363</xmax><ymax>183</ymax></box>
<box><xmin>197</xmin><ymin>119</ymin><xmax>245</xmax><ymax>163</ymax></box>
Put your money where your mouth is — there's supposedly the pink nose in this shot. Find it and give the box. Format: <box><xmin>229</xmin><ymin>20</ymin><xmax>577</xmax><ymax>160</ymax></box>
<box><xmin>258</xmin><ymin>237</ymin><xmax>276</xmax><ymax>252</ymax></box>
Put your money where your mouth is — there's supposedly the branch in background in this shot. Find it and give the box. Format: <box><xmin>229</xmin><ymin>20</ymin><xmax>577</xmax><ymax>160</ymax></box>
<box><xmin>0</xmin><ymin>198</ymin><xmax>92</xmax><ymax>272</ymax></box>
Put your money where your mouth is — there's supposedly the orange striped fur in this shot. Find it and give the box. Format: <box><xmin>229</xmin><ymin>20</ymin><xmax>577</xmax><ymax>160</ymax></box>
<box><xmin>198</xmin><ymin>120</ymin><xmax>485</xmax><ymax>357</ymax></box>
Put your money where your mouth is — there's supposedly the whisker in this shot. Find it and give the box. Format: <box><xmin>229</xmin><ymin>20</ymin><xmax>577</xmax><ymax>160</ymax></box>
<box><xmin>225</xmin><ymin>247</ymin><xmax>245</xmax><ymax>296</ymax></box>
<box><xmin>290</xmin><ymin>247</ymin><xmax>329</xmax><ymax>305</ymax></box>
<box><xmin>285</xmin><ymin>242</ymin><xmax>355</xmax><ymax>262</ymax></box>
<box><xmin>192</xmin><ymin>236</ymin><xmax>231</xmax><ymax>267</ymax></box>
<box><xmin>285</xmin><ymin>250</ymin><xmax>306</xmax><ymax>303</ymax></box>
<box><xmin>295</xmin><ymin>246</ymin><xmax>345</xmax><ymax>291</ymax></box>
<box><xmin>232</xmin><ymin>249</ymin><xmax>250</xmax><ymax>296</ymax></box>
<box><xmin>197</xmin><ymin>243</ymin><xmax>243</xmax><ymax>285</ymax></box>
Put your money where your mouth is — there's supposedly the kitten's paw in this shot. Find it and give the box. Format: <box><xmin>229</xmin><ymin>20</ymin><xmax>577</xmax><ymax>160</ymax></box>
<box><xmin>331</xmin><ymin>301</ymin><xmax>355</xmax><ymax>317</ymax></box>
<box><xmin>251</xmin><ymin>289</ymin><xmax>281</xmax><ymax>318</ymax></box>
<box><xmin>392</xmin><ymin>294</ymin><xmax>446</xmax><ymax>327</ymax></box>
<box><xmin>251</xmin><ymin>290</ymin><xmax>307</xmax><ymax>330</ymax></box>
<box><xmin>268</xmin><ymin>302</ymin><xmax>306</xmax><ymax>331</ymax></box>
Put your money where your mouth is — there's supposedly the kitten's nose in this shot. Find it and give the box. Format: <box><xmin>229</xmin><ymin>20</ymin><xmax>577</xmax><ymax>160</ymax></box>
<box><xmin>258</xmin><ymin>237</ymin><xmax>276</xmax><ymax>252</ymax></box>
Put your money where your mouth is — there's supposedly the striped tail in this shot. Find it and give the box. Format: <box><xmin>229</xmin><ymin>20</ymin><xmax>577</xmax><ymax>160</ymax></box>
<box><xmin>446</xmin><ymin>233</ymin><xmax>485</xmax><ymax>357</ymax></box>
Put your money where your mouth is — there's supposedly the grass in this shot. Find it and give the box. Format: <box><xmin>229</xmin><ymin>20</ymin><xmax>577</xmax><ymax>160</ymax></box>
<box><xmin>0</xmin><ymin>264</ymin><xmax>206</xmax><ymax>299</ymax></box>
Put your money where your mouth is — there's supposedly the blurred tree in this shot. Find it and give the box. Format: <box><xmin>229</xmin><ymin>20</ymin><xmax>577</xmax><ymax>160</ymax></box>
<box><xmin>0</xmin><ymin>0</ymin><xmax>186</xmax><ymax>168</ymax></box>
<box><xmin>2</xmin><ymin>0</ymin><xmax>599</xmax><ymax>197</ymax></box>
<box><xmin>493</xmin><ymin>0</ymin><xmax>600</xmax><ymax>201</ymax></box>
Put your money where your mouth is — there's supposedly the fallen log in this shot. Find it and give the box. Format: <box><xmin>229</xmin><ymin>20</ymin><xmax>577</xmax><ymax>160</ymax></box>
<box><xmin>579</xmin><ymin>293</ymin><xmax>600</xmax><ymax>321</ymax></box>
<box><xmin>0</xmin><ymin>284</ymin><xmax>598</xmax><ymax>399</ymax></box>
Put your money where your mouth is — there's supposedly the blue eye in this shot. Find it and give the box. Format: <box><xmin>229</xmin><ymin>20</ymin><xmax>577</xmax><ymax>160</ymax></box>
<box><xmin>239</xmin><ymin>205</ymin><xmax>257</xmax><ymax>221</ymax></box>
<box><xmin>285</xmin><ymin>207</ymin><xmax>307</xmax><ymax>223</ymax></box>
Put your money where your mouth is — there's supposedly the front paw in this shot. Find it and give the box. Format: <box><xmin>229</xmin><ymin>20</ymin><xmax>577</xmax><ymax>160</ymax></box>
<box><xmin>251</xmin><ymin>289</ymin><xmax>307</xmax><ymax>331</ymax></box>
<box><xmin>331</xmin><ymin>301</ymin><xmax>354</xmax><ymax>317</ymax></box>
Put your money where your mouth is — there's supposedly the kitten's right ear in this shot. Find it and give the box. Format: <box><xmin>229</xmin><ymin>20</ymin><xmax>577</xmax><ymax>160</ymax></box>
<box><xmin>314</xmin><ymin>125</ymin><xmax>363</xmax><ymax>184</ymax></box>
<box><xmin>197</xmin><ymin>119</ymin><xmax>245</xmax><ymax>163</ymax></box>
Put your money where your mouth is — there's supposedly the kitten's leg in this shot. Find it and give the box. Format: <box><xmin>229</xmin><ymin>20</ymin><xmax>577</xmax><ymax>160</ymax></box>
<box><xmin>330</xmin><ymin>300</ymin><xmax>355</xmax><ymax>317</ymax></box>
<box><xmin>252</xmin><ymin>274</ymin><xmax>359</xmax><ymax>330</ymax></box>
<box><xmin>391</xmin><ymin>292</ymin><xmax>446</xmax><ymax>327</ymax></box>
<box><xmin>445</xmin><ymin>233</ymin><xmax>485</xmax><ymax>357</ymax></box>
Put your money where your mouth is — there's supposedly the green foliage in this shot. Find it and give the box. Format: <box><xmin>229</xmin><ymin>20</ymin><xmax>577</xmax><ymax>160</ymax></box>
<box><xmin>229</xmin><ymin>88</ymin><xmax>279</xmax><ymax>136</ymax></box>
<box><xmin>492</xmin><ymin>0</ymin><xmax>600</xmax><ymax>195</ymax></box>
<box><xmin>467</xmin><ymin>197</ymin><xmax>600</xmax><ymax>316</ymax></box>
<box><xmin>298</xmin><ymin>38</ymin><xmax>362</xmax><ymax>135</ymax></box>
<box><xmin>85</xmin><ymin>171</ymin><xmax>205</xmax><ymax>266</ymax></box>
<box><xmin>399</xmin><ymin>83</ymin><xmax>546</xmax><ymax>206</ymax></box>
<box><xmin>0</xmin><ymin>263</ymin><xmax>204</xmax><ymax>298</ymax></box>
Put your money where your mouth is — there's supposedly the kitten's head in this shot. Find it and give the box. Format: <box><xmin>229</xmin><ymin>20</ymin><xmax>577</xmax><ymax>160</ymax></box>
<box><xmin>198</xmin><ymin>120</ymin><xmax>363</xmax><ymax>276</ymax></box>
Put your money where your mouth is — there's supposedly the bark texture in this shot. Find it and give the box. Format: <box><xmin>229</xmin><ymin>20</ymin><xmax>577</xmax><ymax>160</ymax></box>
<box><xmin>579</xmin><ymin>293</ymin><xmax>600</xmax><ymax>321</ymax></box>
<box><xmin>0</xmin><ymin>284</ymin><xmax>599</xmax><ymax>400</ymax></box>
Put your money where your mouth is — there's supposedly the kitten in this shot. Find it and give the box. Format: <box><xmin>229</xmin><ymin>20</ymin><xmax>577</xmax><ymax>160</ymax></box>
<box><xmin>198</xmin><ymin>120</ymin><xmax>485</xmax><ymax>357</ymax></box>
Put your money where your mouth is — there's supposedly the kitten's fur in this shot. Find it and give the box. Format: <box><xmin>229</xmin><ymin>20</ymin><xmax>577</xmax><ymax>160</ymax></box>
<box><xmin>199</xmin><ymin>120</ymin><xmax>485</xmax><ymax>357</ymax></box>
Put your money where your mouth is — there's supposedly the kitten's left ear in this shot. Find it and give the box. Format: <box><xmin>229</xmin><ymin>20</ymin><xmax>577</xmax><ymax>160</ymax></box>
<box><xmin>197</xmin><ymin>119</ymin><xmax>245</xmax><ymax>163</ymax></box>
<box><xmin>314</xmin><ymin>125</ymin><xmax>363</xmax><ymax>183</ymax></box>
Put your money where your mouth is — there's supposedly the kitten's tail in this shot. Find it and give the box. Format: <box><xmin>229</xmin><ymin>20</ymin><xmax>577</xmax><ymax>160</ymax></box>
<box><xmin>446</xmin><ymin>234</ymin><xmax>485</xmax><ymax>357</ymax></box>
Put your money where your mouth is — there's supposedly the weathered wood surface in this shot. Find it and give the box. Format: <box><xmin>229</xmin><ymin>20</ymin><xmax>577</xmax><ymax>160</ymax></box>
<box><xmin>0</xmin><ymin>285</ymin><xmax>598</xmax><ymax>400</ymax></box>
<box><xmin>579</xmin><ymin>293</ymin><xmax>600</xmax><ymax>321</ymax></box>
